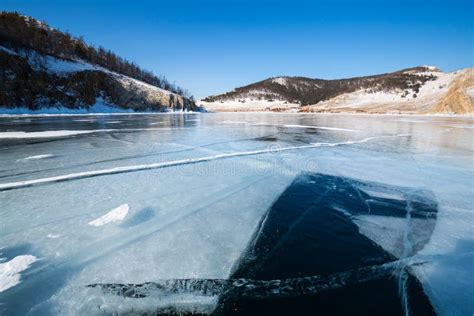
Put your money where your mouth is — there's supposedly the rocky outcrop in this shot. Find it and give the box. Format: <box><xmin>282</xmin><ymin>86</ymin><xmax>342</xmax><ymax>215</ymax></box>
<box><xmin>432</xmin><ymin>69</ymin><xmax>474</xmax><ymax>114</ymax></box>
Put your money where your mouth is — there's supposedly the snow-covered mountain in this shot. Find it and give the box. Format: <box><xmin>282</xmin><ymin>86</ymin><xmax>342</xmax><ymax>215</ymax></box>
<box><xmin>200</xmin><ymin>67</ymin><xmax>473</xmax><ymax>114</ymax></box>
<box><xmin>0</xmin><ymin>12</ymin><xmax>198</xmax><ymax>114</ymax></box>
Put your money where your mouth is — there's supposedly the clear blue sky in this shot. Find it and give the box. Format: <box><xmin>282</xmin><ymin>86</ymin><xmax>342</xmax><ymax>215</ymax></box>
<box><xmin>2</xmin><ymin>0</ymin><xmax>473</xmax><ymax>98</ymax></box>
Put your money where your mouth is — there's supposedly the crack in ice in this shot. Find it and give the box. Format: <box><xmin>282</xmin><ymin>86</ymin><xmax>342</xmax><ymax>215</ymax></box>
<box><xmin>0</xmin><ymin>134</ymin><xmax>410</xmax><ymax>191</ymax></box>
<box><xmin>397</xmin><ymin>199</ymin><xmax>415</xmax><ymax>316</ymax></box>
<box><xmin>87</xmin><ymin>259</ymin><xmax>414</xmax><ymax>300</ymax></box>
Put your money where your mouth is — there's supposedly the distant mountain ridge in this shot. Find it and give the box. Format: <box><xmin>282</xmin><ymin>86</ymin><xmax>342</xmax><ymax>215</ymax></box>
<box><xmin>201</xmin><ymin>67</ymin><xmax>473</xmax><ymax>114</ymax></box>
<box><xmin>0</xmin><ymin>12</ymin><xmax>199</xmax><ymax>113</ymax></box>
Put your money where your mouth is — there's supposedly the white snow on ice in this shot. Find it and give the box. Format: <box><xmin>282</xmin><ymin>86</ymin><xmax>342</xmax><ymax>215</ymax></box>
<box><xmin>0</xmin><ymin>126</ymin><xmax>179</xmax><ymax>139</ymax></box>
<box><xmin>88</xmin><ymin>204</ymin><xmax>130</xmax><ymax>227</ymax></box>
<box><xmin>20</xmin><ymin>154</ymin><xmax>54</xmax><ymax>161</ymax></box>
<box><xmin>0</xmin><ymin>130</ymin><xmax>100</xmax><ymax>139</ymax></box>
<box><xmin>0</xmin><ymin>255</ymin><xmax>38</xmax><ymax>293</ymax></box>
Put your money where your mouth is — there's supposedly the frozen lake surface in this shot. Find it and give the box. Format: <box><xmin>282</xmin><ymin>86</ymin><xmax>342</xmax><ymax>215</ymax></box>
<box><xmin>0</xmin><ymin>113</ymin><xmax>473</xmax><ymax>315</ymax></box>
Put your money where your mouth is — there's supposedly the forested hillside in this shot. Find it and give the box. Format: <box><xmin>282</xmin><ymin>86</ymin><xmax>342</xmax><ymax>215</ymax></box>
<box><xmin>201</xmin><ymin>67</ymin><xmax>473</xmax><ymax>114</ymax></box>
<box><xmin>203</xmin><ymin>67</ymin><xmax>437</xmax><ymax>106</ymax></box>
<box><xmin>0</xmin><ymin>12</ymin><xmax>198</xmax><ymax>113</ymax></box>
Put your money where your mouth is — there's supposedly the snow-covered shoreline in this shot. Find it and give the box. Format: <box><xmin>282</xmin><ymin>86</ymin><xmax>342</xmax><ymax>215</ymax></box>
<box><xmin>0</xmin><ymin>111</ymin><xmax>471</xmax><ymax>118</ymax></box>
<box><xmin>0</xmin><ymin>110</ymin><xmax>204</xmax><ymax>118</ymax></box>
<box><xmin>204</xmin><ymin>111</ymin><xmax>474</xmax><ymax>118</ymax></box>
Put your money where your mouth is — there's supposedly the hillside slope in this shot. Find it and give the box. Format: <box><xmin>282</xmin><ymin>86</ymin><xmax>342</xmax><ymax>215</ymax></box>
<box><xmin>0</xmin><ymin>12</ymin><xmax>198</xmax><ymax>113</ymax></box>
<box><xmin>432</xmin><ymin>69</ymin><xmax>474</xmax><ymax>114</ymax></box>
<box><xmin>201</xmin><ymin>67</ymin><xmax>473</xmax><ymax>114</ymax></box>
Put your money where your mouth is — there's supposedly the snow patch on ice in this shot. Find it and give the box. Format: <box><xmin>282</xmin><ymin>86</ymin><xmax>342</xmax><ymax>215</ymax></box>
<box><xmin>88</xmin><ymin>204</ymin><xmax>130</xmax><ymax>227</ymax></box>
<box><xmin>47</xmin><ymin>234</ymin><xmax>61</xmax><ymax>239</ymax></box>
<box><xmin>20</xmin><ymin>154</ymin><xmax>54</xmax><ymax>161</ymax></box>
<box><xmin>0</xmin><ymin>255</ymin><xmax>38</xmax><ymax>293</ymax></box>
<box><xmin>0</xmin><ymin>126</ymin><xmax>172</xmax><ymax>139</ymax></box>
<box><xmin>0</xmin><ymin>130</ymin><xmax>99</xmax><ymax>139</ymax></box>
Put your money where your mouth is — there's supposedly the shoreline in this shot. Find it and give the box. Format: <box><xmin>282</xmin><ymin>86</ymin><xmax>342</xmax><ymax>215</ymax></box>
<box><xmin>0</xmin><ymin>107</ymin><xmax>472</xmax><ymax>119</ymax></box>
<box><xmin>202</xmin><ymin>111</ymin><xmax>474</xmax><ymax>118</ymax></box>
<box><xmin>0</xmin><ymin>111</ymin><xmax>205</xmax><ymax>118</ymax></box>
<box><xmin>0</xmin><ymin>111</ymin><xmax>472</xmax><ymax>118</ymax></box>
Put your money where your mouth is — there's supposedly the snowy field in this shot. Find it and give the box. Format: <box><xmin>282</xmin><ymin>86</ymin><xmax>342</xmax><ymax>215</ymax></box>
<box><xmin>0</xmin><ymin>113</ymin><xmax>473</xmax><ymax>315</ymax></box>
